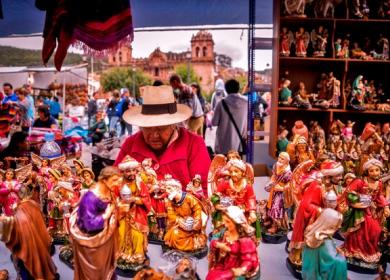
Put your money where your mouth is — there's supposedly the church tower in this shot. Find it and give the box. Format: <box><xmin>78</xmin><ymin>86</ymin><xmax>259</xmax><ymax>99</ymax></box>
<box><xmin>108</xmin><ymin>45</ymin><xmax>133</xmax><ymax>66</ymax></box>
<box><xmin>190</xmin><ymin>30</ymin><xmax>216</xmax><ymax>93</ymax></box>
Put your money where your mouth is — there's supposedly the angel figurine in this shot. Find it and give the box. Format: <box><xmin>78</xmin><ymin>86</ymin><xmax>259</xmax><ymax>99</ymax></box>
<box><xmin>311</xmin><ymin>26</ymin><xmax>328</xmax><ymax>57</ymax></box>
<box><xmin>350</xmin><ymin>75</ymin><xmax>366</xmax><ymax>110</ymax></box>
<box><xmin>31</xmin><ymin>153</ymin><xmax>67</xmax><ymax>178</ymax></box>
<box><xmin>0</xmin><ymin>164</ymin><xmax>32</xmax><ymax>216</ymax></box>
<box><xmin>295</xmin><ymin>27</ymin><xmax>310</xmax><ymax>57</ymax></box>
<box><xmin>209</xmin><ymin>158</ymin><xmax>260</xmax><ymax>240</ymax></box>
<box><xmin>292</xmin><ymin>82</ymin><xmax>311</xmax><ymax>109</ymax></box>
<box><xmin>284</xmin><ymin>0</ymin><xmax>310</xmax><ymax>17</ymax></box>
<box><xmin>280</xmin><ymin>27</ymin><xmax>294</xmax><ymax>57</ymax></box>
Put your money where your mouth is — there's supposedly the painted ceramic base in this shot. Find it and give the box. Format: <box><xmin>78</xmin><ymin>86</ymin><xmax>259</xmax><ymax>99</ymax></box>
<box><xmin>286</xmin><ymin>258</ymin><xmax>302</xmax><ymax>280</ymax></box>
<box><xmin>161</xmin><ymin>244</ymin><xmax>208</xmax><ymax>259</ymax></box>
<box><xmin>262</xmin><ymin>231</ymin><xmax>287</xmax><ymax>244</ymax></box>
<box><xmin>59</xmin><ymin>245</ymin><xmax>74</xmax><ymax>269</ymax></box>
<box><xmin>148</xmin><ymin>232</ymin><xmax>164</xmax><ymax>245</ymax></box>
<box><xmin>346</xmin><ymin>257</ymin><xmax>379</xmax><ymax>274</ymax></box>
<box><xmin>116</xmin><ymin>256</ymin><xmax>150</xmax><ymax>278</ymax></box>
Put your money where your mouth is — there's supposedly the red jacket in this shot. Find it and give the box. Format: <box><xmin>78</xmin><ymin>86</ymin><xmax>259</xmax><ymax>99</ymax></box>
<box><xmin>115</xmin><ymin>127</ymin><xmax>211</xmax><ymax>196</ymax></box>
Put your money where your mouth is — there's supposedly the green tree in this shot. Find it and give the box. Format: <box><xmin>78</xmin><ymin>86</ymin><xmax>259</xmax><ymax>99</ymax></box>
<box><xmin>100</xmin><ymin>67</ymin><xmax>152</xmax><ymax>97</ymax></box>
<box><xmin>174</xmin><ymin>63</ymin><xmax>200</xmax><ymax>84</ymax></box>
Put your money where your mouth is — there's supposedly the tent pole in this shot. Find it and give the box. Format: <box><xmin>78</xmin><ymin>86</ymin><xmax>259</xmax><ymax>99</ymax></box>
<box><xmin>246</xmin><ymin>0</ymin><xmax>256</xmax><ymax>164</ymax></box>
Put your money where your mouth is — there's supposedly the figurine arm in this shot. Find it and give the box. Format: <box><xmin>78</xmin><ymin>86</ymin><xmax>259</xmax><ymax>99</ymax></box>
<box><xmin>191</xmin><ymin>196</ymin><xmax>203</xmax><ymax>230</ymax></box>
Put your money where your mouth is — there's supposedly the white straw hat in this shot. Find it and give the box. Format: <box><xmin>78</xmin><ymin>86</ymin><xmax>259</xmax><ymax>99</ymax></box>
<box><xmin>123</xmin><ymin>85</ymin><xmax>192</xmax><ymax>127</ymax></box>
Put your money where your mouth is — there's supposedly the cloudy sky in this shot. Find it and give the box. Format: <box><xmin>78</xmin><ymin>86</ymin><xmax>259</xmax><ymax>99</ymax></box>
<box><xmin>0</xmin><ymin>27</ymin><xmax>273</xmax><ymax>70</ymax></box>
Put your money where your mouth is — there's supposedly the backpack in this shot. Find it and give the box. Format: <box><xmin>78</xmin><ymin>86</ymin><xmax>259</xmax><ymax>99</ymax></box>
<box><xmin>115</xmin><ymin>99</ymin><xmax>125</xmax><ymax>117</ymax></box>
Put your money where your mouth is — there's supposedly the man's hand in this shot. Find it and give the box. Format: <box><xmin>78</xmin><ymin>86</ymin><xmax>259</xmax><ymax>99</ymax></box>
<box><xmin>215</xmin><ymin>241</ymin><xmax>231</xmax><ymax>252</ymax></box>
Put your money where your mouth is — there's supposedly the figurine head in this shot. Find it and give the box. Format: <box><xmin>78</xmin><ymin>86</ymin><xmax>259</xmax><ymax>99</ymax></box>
<box><xmin>383</xmin><ymin>123</ymin><xmax>390</xmax><ymax>134</ymax></box>
<box><xmin>42</xmin><ymin>159</ymin><xmax>49</xmax><ymax>167</ymax></box>
<box><xmin>363</xmin><ymin>158</ymin><xmax>383</xmax><ymax>180</ymax></box>
<box><xmin>344</xmin><ymin>173</ymin><xmax>356</xmax><ymax>186</ymax></box>
<box><xmin>227</xmin><ymin>150</ymin><xmax>241</xmax><ymax>161</ymax></box>
<box><xmin>336</xmin><ymin>38</ymin><xmax>342</xmax><ymax>43</ymax></box>
<box><xmin>81</xmin><ymin>168</ymin><xmax>95</xmax><ymax>182</ymax></box>
<box><xmin>223</xmin><ymin>205</ymin><xmax>254</xmax><ymax>236</ymax></box>
<box><xmin>296</xmin><ymin>136</ymin><xmax>308</xmax><ymax>152</ymax></box>
<box><xmin>145</xmin><ymin>168</ymin><xmax>157</xmax><ymax>184</ymax></box>
<box><xmin>142</xmin><ymin>158</ymin><xmax>153</xmax><ymax>169</ymax></box>
<box><xmin>118</xmin><ymin>156</ymin><xmax>140</xmax><ymax>182</ymax></box>
<box><xmin>283</xmin><ymin>79</ymin><xmax>291</xmax><ymax>87</ymax></box>
<box><xmin>164</xmin><ymin>177</ymin><xmax>182</xmax><ymax>201</ymax></box>
<box><xmin>98</xmin><ymin>166</ymin><xmax>122</xmax><ymax>192</ymax></box>
<box><xmin>192</xmin><ymin>174</ymin><xmax>202</xmax><ymax>187</ymax></box>
<box><xmin>61</xmin><ymin>165</ymin><xmax>72</xmax><ymax>177</ymax></box>
<box><xmin>73</xmin><ymin>159</ymin><xmax>85</xmax><ymax>173</ymax></box>
<box><xmin>48</xmin><ymin>169</ymin><xmax>61</xmax><ymax>184</ymax></box>
<box><xmin>320</xmin><ymin>160</ymin><xmax>344</xmax><ymax>185</ymax></box>
<box><xmin>175</xmin><ymin>257</ymin><xmax>196</xmax><ymax>280</ymax></box>
<box><xmin>227</xmin><ymin>159</ymin><xmax>247</xmax><ymax>183</ymax></box>
<box><xmin>277</xmin><ymin>152</ymin><xmax>290</xmax><ymax>169</ymax></box>
<box><xmin>5</xmin><ymin>169</ymin><xmax>14</xmax><ymax>180</ymax></box>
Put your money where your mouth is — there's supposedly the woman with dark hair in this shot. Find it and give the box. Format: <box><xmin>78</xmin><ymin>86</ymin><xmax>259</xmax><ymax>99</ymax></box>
<box><xmin>191</xmin><ymin>83</ymin><xmax>207</xmax><ymax>137</ymax></box>
<box><xmin>33</xmin><ymin>106</ymin><xmax>57</xmax><ymax>129</ymax></box>
<box><xmin>0</xmin><ymin>131</ymin><xmax>29</xmax><ymax>167</ymax></box>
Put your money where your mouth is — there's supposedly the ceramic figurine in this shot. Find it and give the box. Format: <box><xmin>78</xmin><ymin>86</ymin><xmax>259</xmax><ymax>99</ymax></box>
<box><xmin>382</xmin><ymin>123</ymin><xmax>390</xmax><ymax>171</ymax></box>
<box><xmin>0</xmin><ymin>164</ymin><xmax>31</xmax><ymax>216</ymax></box>
<box><xmin>292</xmin><ymin>120</ymin><xmax>309</xmax><ymax>140</ymax></box>
<box><xmin>351</xmin><ymin>42</ymin><xmax>368</xmax><ymax>59</ymax></box>
<box><xmin>313</xmin><ymin>0</ymin><xmax>343</xmax><ymax>18</ymax></box>
<box><xmin>292</xmin><ymin>82</ymin><xmax>312</xmax><ymax>109</ymax></box>
<box><xmin>133</xmin><ymin>268</ymin><xmax>171</xmax><ymax>280</ymax></box>
<box><xmin>359</xmin><ymin>123</ymin><xmax>384</xmax><ymax>175</ymax></box>
<box><xmin>206</xmin><ymin>206</ymin><xmax>260</xmax><ymax>280</ymax></box>
<box><xmin>309</xmin><ymin>121</ymin><xmax>326</xmax><ymax>157</ymax></box>
<box><xmin>117</xmin><ymin>156</ymin><xmax>152</xmax><ymax>274</ymax></box>
<box><xmin>284</xmin><ymin>0</ymin><xmax>309</xmax><ymax>17</ymax></box>
<box><xmin>339</xmin><ymin>159</ymin><xmax>389</xmax><ymax>273</ymax></box>
<box><xmin>314</xmin><ymin>73</ymin><xmax>331</xmax><ymax>109</ymax></box>
<box><xmin>173</xmin><ymin>257</ymin><xmax>198</xmax><ymax>280</ymax></box>
<box><xmin>311</xmin><ymin>26</ymin><xmax>328</xmax><ymax>57</ymax></box>
<box><xmin>186</xmin><ymin>175</ymin><xmax>205</xmax><ymax>200</ymax></box>
<box><xmin>280</xmin><ymin>27</ymin><xmax>294</xmax><ymax>57</ymax></box>
<box><xmin>263</xmin><ymin>152</ymin><xmax>292</xmax><ymax>242</ymax></box>
<box><xmin>277</xmin><ymin>129</ymin><xmax>290</xmax><ymax>155</ymax></box>
<box><xmin>295</xmin><ymin>27</ymin><xmax>310</xmax><ymax>57</ymax></box>
<box><xmin>0</xmin><ymin>190</ymin><xmax>58</xmax><ymax>280</ymax></box>
<box><xmin>335</xmin><ymin>38</ymin><xmax>343</xmax><ymax>58</ymax></box>
<box><xmin>340</xmin><ymin>120</ymin><xmax>355</xmax><ymax>142</ymax></box>
<box><xmin>288</xmin><ymin>160</ymin><xmax>344</xmax><ymax>276</ymax></box>
<box><xmin>163</xmin><ymin>176</ymin><xmax>208</xmax><ymax>258</ymax></box>
<box><xmin>377</xmin><ymin>34</ymin><xmax>389</xmax><ymax>60</ymax></box>
<box><xmin>31</xmin><ymin>153</ymin><xmax>66</xmax><ymax>178</ymax></box>
<box><xmin>349</xmin><ymin>75</ymin><xmax>366</xmax><ymax>110</ymax></box>
<box><xmin>279</xmin><ymin>79</ymin><xmax>293</xmax><ymax>106</ymax></box>
<box><xmin>70</xmin><ymin>166</ymin><xmax>122</xmax><ymax>279</ymax></box>
<box><xmin>327</xmin><ymin>72</ymin><xmax>341</xmax><ymax>108</ymax></box>
<box><xmin>351</xmin><ymin>0</ymin><xmax>370</xmax><ymax>18</ymax></box>
<box><xmin>287</xmin><ymin>136</ymin><xmax>315</xmax><ymax>169</ymax></box>
<box><xmin>302</xmin><ymin>208</ymin><xmax>347</xmax><ymax>280</ymax></box>
<box><xmin>80</xmin><ymin>168</ymin><xmax>96</xmax><ymax>190</ymax></box>
<box><xmin>378</xmin><ymin>0</ymin><xmax>390</xmax><ymax>18</ymax></box>
<box><xmin>210</xmin><ymin>159</ymin><xmax>260</xmax><ymax>241</ymax></box>
<box><xmin>72</xmin><ymin>159</ymin><xmax>85</xmax><ymax>177</ymax></box>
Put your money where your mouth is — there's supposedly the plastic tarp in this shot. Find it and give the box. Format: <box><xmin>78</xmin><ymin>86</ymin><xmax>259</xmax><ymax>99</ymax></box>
<box><xmin>0</xmin><ymin>0</ymin><xmax>272</xmax><ymax>37</ymax></box>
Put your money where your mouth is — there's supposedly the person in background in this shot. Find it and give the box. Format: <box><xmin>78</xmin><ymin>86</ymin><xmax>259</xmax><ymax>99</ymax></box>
<box><xmin>49</xmin><ymin>96</ymin><xmax>62</xmax><ymax>119</ymax></box>
<box><xmin>14</xmin><ymin>88</ymin><xmax>32</xmax><ymax>132</ymax></box>
<box><xmin>88</xmin><ymin>111</ymin><xmax>107</xmax><ymax>145</ymax></box>
<box><xmin>32</xmin><ymin>106</ymin><xmax>57</xmax><ymax>129</ymax></box>
<box><xmin>210</xmin><ymin>78</ymin><xmax>227</xmax><ymax>111</ymax></box>
<box><xmin>212</xmin><ymin>79</ymin><xmax>248</xmax><ymax>155</ymax></box>
<box><xmin>106</xmin><ymin>90</ymin><xmax>120</xmax><ymax>134</ymax></box>
<box><xmin>169</xmin><ymin>74</ymin><xmax>204</xmax><ymax>136</ymax></box>
<box><xmin>191</xmin><ymin>83</ymin><xmax>207</xmax><ymax>138</ymax></box>
<box><xmin>2</xmin><ymin>83</ymin><xmax>18</xmax><ymax>104</ymax></box>
<box><xmin>118</xmin><ymin>88</ymin><xmax>137</xmax><ymax>136</ymax></box>
<box><xmin>115</xmin><ymin>85</ymin><xmax>210</xmax><ymax>196</ymax></box>
<box><xmin>23</xmin><ymin>84</ymin><xmax>35</xmax><ymax>124</ymax></box>
<box><xmin>87</xmin><ymin>92</ymin><xmax>98</xmax><ymax>128</ymax></box>
<box><xmin>152</xmin><ymin>80</ymin><xmax>164</xmax><ymax>86</ymax></box>
<box><xmin>0</xmin><ymin>131</ymin><xmax>29</xmax><ymax>164</ymax></box>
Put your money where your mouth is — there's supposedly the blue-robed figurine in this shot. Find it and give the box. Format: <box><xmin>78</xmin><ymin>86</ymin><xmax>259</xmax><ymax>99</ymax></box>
<box><xmin>302</xmin><ymin>206</ymin><xmax>347</xmax><ymax>280</ymax></box>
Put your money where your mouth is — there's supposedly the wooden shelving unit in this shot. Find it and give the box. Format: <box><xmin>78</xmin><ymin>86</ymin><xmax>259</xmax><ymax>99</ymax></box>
<box><xmin>270</xmin><ymin>0</ymin><xmax>390</xmax><ymax>158</ymax></box>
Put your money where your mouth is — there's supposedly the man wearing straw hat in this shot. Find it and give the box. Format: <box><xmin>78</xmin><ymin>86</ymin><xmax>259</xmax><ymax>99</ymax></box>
<box><xmin>115</xmin><ymin>85</ymin><xmax>210</xmax><ymax>196</ymax></box>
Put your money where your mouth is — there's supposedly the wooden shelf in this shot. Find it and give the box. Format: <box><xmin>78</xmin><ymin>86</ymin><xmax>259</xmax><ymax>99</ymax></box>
<box><xmin>278</xmin><ymin>107</ymin><xmax>390</xmax><ymax>114</ymax></box>
<box><xmin>278</xmin><ymin>107</ymin><xmax>332</xmax><ymax>112</ymax></box>
<box><xmin>347</xmin><ymin>59</ymin><xmax>390</xmax><ymax>64</ymax></box>
<box><xmin>336</xmin><ymin>18</ymin><xmax>390</xmax><ymax>24</ymax></box>
<box><xmin>280</xmin><ymin>17</ymin><xmax>335</xmax><ymax>23</ymax></box>
<box><xmin>280</xmin><ymin>57</ymin><xmax>345</xmax><ymax>62</ymax></box>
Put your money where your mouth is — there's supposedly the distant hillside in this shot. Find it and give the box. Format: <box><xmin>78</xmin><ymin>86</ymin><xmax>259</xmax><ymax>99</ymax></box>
<box><xmin>0</xmin><ymin>45</ymin><xmax>84</xmax><ymax>67</ymax></box>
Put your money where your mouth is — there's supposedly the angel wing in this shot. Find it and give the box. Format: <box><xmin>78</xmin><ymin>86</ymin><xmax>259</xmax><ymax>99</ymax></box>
<box><xmin>289</xmin><ymin>160</ymin><xmax>315</xmax><ymax>204</ymax></box>
<box><xmin>245</xmin><ymin>162</ymin><xmax>255</xmax><ymax>184</ymax></box>
<box><xmin>50</xmin><ymin>155</ymin><xmax>67</xmax><ymax>170</ymax></box>
<box><xmin>207</xmin><ymin>154</ymin><xmax>227</xmax><ymax>197</ymax></box>
<box><xmin>311</xmin><ymin>29</ymin><xmax>318</xmax><ymax>48</ymax></box>
<box><xmin>304</xmin><ymin>32</ymin><xmax>311</xmax><ymax>48</ymax></box>
<box><xmin>31</xmin><ymin>152</ymin><xmax>43</xmax><ymax>168</ymax></box>
<box><xmin>287</xmin><ymin>31</ymin><xmax>295</xmax><ymax>47</ymax></box>
<box><xmin>15</xmin><ymin>164</ymin><xmax>32</xmax><ymax>183</ymax></box>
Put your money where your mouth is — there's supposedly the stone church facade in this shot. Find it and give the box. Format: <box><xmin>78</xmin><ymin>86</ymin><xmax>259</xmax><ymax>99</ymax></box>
<box><xmin>107</xmin><ymin>30</ymin><xmax>232</xmax><ymax>93</ymax></box>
